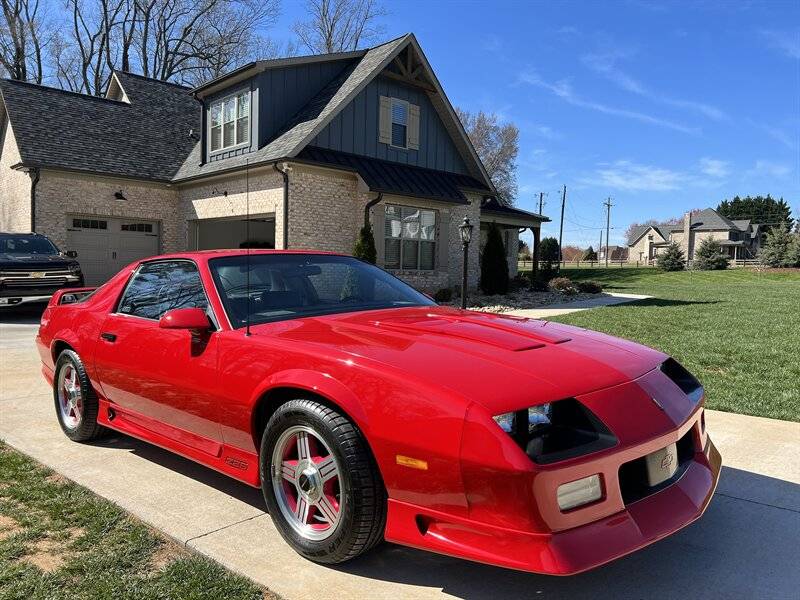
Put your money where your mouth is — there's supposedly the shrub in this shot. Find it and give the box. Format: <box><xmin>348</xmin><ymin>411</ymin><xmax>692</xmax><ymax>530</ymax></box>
<box><xmin>353</xmin><ymin>225</ymin><xmax>377</xmax><ymax>264</ymax></box>
<box><xmin>656</xmin><ymin>242</ymin><xmax>686</xmax><ymax>271</ymax></box>
<box><xmin>539</xmin><ymin>237</ymin><xmax>560</xmax><ymax>265</ymax></box>
<box><xmin>548</xmin><ymin>277</ymin><xmax>578</xmax><ymax>295</ymax></box>
<box><xmin>433</xmin><ymin>287</ymin><xmax>453</xmax><ymax>302</ymax></box>
<box><xmin>694</xmin><ymin>238</ymin><xmax>730</xmax><ymax>270</ymax></box>
<box><xmin>577</xmin><ymin>280</ymin><xmax>603</xmax><ymax>294</ymax></box>
<box><xmin>480</xmin><ymin>222</ymin><xmax>509</xmax><ymax>295</ymax></box>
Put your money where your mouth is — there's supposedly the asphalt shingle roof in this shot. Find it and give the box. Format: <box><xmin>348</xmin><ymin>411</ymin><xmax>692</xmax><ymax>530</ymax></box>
<box><xmin>480</xmin><ymin>197</ymin><xmax>549</xmax><ymax>222</ymax></box>
<box><xmin>297</xmin><ymin>146</ymin><xmax>488</xmax><ymax>204</ymax></box>
<box><xmin>0</xmin><ymin>72</ymin><xmax>199</xmax><ymax>181</ymax></box>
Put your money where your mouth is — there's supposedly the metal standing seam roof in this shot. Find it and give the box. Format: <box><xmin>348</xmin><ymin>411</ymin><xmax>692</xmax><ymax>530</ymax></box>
<box><xmin>297</xmin><ymin>146</ymin><xmax>488</xmax><ymax>204</ymax></box>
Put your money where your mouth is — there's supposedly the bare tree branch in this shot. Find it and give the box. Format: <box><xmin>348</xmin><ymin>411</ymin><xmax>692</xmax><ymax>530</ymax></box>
<box><xmin>294</xmin><ymin>0</ymin><xmax>386</xmax><ymax>54</ymax></box>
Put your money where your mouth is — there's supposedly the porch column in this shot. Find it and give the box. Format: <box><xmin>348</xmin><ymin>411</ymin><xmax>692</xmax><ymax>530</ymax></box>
<box><xmin>531</xmin><ymin>225</ymin><xmax>540</xmax><ymax>279</ymax></box>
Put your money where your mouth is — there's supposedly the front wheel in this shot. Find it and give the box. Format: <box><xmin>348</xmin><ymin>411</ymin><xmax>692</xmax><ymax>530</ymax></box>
<box><xmin>260</xmin><ymin>399</ymin><xmax>386</xmax><ymax>564</ymax></box>
<box><xmin>53</xmin><ymin>349</ymin><xmax>103</xmax><ymax>442</ymax></box>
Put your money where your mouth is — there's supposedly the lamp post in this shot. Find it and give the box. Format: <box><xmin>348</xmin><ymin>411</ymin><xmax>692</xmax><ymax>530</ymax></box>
<box><xmin>459</xmin><ymin>216</ymin><xmax>474</xmax><ymax>309</ymax></box>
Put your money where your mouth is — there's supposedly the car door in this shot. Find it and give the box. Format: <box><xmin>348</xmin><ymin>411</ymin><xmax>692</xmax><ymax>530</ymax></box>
<box><xmin>93</xmin><ymin>259</ymin><xmax>223</xmax><ymax>455</ymax></box>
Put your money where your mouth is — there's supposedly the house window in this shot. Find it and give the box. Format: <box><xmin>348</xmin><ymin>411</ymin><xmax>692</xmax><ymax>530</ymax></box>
<box><xmin>384</xmin><ymin>205</ymin><xmax>436</xmax><ymax>270</ymax></box>
<box><xmin>72</xmin><ymin>218</ymin><xmax>107</xmax><ymax>230</ymax></box>
<box><xmin>209</xmin><ymin>91</ymin><xmax>249</xmax><ymax>152</ymax></box>
<box><xmin>391</xmin><ymin>99</ymin><xmax>408</xmax><ymax>148</ymax></box>
<box><xmin>121</xmin><ymin>223</ymin><xmax>153</xmax><ymax>233</ymax></box>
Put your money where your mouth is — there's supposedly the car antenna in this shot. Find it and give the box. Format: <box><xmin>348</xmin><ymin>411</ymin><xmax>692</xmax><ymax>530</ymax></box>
<box><xmin>245</xmin><ymin>157</ymin><xmax>252</xmax><ymax>337</ymax></box>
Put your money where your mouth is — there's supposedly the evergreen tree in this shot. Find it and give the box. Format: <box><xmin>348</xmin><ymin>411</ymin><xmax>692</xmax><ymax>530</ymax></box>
<box><xmin>656</xmin><ymin>242</ymin><xmax>686</xmax><ymax>271</ymax></box>
<box><xmin>352</xmin><ymin>225</ymin><xmax>377</xmax><ymax>264</ymax></box>
<box><xmin>694</xmin><ymin>238</ymin><xmax>730</xmax><ymax>270</ymax></box>
<box><xmin>717</xmin><ymin>195</ymin><xmax>794</xmax><ymax>230</ymax></box>
<box><xmin>760</xmin><ymin>224</ymin><xmax>795</xmax><ymax>267</ymax></box>
<box><xmin>480</xmin><ymin>222</ymin><xmax>509</xmax><ymax>295</ymax></box>
<box><xmin>583</xmin><ymin>246</ymin><xmax>597</xmax><ymax>261</ymax></box>
<box><xmin>539</xmin><ymin>237</ymin><xmax>560</xmax><ymax>265</ymax></box>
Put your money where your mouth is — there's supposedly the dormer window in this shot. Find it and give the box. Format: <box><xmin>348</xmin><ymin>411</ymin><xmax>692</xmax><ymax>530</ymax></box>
<box><xmin>209</xmin><ymin>91</ymin><xmax>249</xmax><ymax>152</ymax></box>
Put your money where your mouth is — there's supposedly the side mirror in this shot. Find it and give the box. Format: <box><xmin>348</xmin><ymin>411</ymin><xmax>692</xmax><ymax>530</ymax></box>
<box><xmin>159</xmin><ymin>307</ymin><xmax>210</xmax><ymax>332</ymax></box>
<box><xmin>64</xmin><ymin>250</ymin><xmax>78</xmax><ymax>258</ymax></box>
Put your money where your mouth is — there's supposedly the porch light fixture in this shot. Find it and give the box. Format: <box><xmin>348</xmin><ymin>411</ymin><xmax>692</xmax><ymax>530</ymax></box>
<box><xmin>459</xmin><ymin>216</ymin><xmax>473</xmax><ymax>309</ymax></box>
<box><xmin>114</xmin><ymin>190</ymin><xmax>126</xmax><ymax>201</ymax></box>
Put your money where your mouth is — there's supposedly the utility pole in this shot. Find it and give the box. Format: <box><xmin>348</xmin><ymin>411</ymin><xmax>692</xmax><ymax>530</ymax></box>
<box><xmin>603</xmin><ymin>197</ymin><xmax>613</xmax><ymax>267</ymax></box>
<box><xmin>538</xmin><ymin>191</ymin><xmax>544</xmax><ymax>214</ymax></box>
<box><xmin>557</xmin><ymin>185</ymin><xmax>566</xmax><ymax>271</ymax></box>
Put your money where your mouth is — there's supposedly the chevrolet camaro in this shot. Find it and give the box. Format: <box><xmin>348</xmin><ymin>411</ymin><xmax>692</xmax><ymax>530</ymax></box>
<box><xmin>36</xmin><ymin>250</ymin><xmax>721</xmax><ymax>574</ymax></box>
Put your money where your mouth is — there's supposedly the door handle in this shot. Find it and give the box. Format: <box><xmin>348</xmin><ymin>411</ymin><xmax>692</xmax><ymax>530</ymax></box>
<box><xmin>100</xmin><ymin>332</ymin><xmax>117</xmax><ymax>342</ymax></box>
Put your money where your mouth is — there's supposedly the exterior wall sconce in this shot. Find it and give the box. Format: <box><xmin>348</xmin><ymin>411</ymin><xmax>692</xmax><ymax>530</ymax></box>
<box><xmin>114</xmin><ymin>190</ymin><xmax>126</xmax><ymax>200</ymax></box>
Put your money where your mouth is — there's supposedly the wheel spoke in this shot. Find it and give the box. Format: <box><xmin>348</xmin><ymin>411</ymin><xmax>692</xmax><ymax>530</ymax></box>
<box><xmin>316</xmin><ymin>456</ymin><xmax>338</xmax><ymax>483</ymax></box>
<box><xmin>280</xmin><ymin>461</ymin><xmax>297</xmax><ymax>483</ymax></box>
<box><xmin>316</xmin><ymin>494</ymin><xmax>339</xmax><ymax>525</ymax></box>
<box><xmin>296</xmin><ymin>431</ymin><xmax>311</xmax><ymax>461</ymax></box>
<box><xmin>294</xmin><ymin>496</ymin><xmax>310</xmax><ymax>524</ymax></box>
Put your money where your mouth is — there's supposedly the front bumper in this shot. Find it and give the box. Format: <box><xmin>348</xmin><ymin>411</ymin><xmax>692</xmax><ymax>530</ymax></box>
<box><xmin>0</xmin><ymin>294</ymin><xmax>53</xmax><ymax>307</ymax></box>
<box><xmin>384</xmin><ymin>415</ymin><xmax>721</xmax><ymax>574</ymax></box>
<box><xmin>0</xmin><ymin>277</ymin><xmax>83</xmax><ymax>307</ymax></box>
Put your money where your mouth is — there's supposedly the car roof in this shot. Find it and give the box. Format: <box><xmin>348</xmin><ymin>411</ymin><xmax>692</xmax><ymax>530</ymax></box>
<box><xmin>141</xmin><ymin>249</ymin><xmax>349</xmax><ymax>262</ymax></box>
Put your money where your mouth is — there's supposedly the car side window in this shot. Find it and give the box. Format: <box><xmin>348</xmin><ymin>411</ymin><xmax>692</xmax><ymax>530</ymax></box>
<box><xmin>118</xmin><ymin>261</ymin><xmax>208</xmax><ymax>320</ymax></box>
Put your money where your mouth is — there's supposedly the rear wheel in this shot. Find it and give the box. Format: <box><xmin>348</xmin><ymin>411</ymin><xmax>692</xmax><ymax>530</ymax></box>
<box><xmin>54</xmin><ymin>349</ymin><xmax>103</xmax><ymax>442</ymax></box>
<box><xmin>260</xmin><ymin>399</ymin><xmax>386</xmax><ymax>564</ymax></box>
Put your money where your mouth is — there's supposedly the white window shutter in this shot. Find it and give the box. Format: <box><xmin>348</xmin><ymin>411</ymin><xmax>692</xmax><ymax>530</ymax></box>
<box><xmin>407</xmin><ymin>103</ymin><xmax>420</xmax><ymax>150</ymax></box>
<box><xmin>379</xmin><ymin>96</ymin><xmax>392</xmax><ymax>144</ymax></box>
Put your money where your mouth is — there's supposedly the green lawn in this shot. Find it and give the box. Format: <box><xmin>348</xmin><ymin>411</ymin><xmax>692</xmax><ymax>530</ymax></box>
<box><xmin>535</xmin><ymin>268</ymin><xmax>800</xmax><ymax>422</ymax></box>
<box><xmin>0</xmin><ymin>443</ymin><xmax>273</xmax><ymax>600</ymax></box>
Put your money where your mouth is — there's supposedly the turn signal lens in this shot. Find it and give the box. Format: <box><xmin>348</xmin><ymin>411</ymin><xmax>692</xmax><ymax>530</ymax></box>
<box><xmin>557</xmin><ymin>474</ymin><xmax>602</xmax><ymax>511</ymax></box>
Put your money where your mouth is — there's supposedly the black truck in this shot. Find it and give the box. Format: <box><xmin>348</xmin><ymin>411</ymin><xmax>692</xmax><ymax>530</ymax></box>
<box><xmin>0</xmin><ymin>232</ymin><xmax>84</xmax><ymax>308</ymax></box>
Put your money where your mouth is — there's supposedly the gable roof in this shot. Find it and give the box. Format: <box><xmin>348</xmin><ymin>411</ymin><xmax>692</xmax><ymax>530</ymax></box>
<box><xmin>0</xmin><ymin>72</ymin><xmax>199</xmax><ymax>182</ymax></box>
<box><xmin>627</xmin><ymin>224</ymin><xmax>674</xmax><ymax>246</ymax></box>
<box><xmin>296</xmin><ymin>146</ymin><xmax>488</xmax><ymax>204</ymax></box>
<box><xmin>174</xmin><ymin>34</ymin><xmax>494</xmax><ymax>190</ymax></box>
<box><xmin>689</xmin><ymin>208</ymin><xmax>739</xmax><ymax>231</ymax></box>
<box><xmin>626</xmin><ymin>208</ymin><xmax>762</xmax><ymax>245</ymax></box>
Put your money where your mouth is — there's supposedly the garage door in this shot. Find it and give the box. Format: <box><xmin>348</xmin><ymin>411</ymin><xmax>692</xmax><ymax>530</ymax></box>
<box><xmin>66</xmin><ymin>217</ymin><xmax>160</xmax><ymax>285</ymax></box>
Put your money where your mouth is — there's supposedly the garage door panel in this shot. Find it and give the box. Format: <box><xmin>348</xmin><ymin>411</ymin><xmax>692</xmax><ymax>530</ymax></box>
<box><xmin>66</xmin><ymin>217</ymin><xmax>160</xmax><ymax>285</ymax></box>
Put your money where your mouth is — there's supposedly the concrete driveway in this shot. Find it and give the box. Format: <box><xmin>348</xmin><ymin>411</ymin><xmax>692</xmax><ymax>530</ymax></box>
<box><xmin>1</xmin><ymin>305</ymin><xmax>799</xmax><ymax>599</ymax></box>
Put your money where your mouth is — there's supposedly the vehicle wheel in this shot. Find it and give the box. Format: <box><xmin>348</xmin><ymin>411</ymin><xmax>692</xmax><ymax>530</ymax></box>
<box><xmin>53</xmin><ymin>349</ymin><xmax>103</xmax><ymax>442</ymax></box>
<box><xmin>260</xmin><ymin>398</ymin><xmax>386</xmax><ymax>564</ymax></box>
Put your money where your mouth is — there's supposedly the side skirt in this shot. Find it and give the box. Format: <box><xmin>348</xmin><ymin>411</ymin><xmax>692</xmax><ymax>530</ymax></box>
<box><xmin>96</xmin><ymin>398</ymin><xmax>261</xmax><ymax>488</ymax></box>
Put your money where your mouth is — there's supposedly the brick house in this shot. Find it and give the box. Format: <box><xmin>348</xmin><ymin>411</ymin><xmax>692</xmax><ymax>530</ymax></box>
<box><xmin>0</xmin><ymin>34</ymin><xmax>547</xmax><ymax>288</ymax></box>
<box><xmin>627</xmin><ymin>208</ymin><xmax>766</xmax><ymax>264</ymax></box>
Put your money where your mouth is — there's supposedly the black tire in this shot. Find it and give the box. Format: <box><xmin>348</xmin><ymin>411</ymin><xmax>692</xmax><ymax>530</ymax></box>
<box><xmin>260</xmin><ymin>398</ymin><xmax>386</xmax><ymax>564</ymax></box>
<box><xmin>53</xmin><ymin>349</ymin><xmax>104</xmax><ymax>442</ymax></box>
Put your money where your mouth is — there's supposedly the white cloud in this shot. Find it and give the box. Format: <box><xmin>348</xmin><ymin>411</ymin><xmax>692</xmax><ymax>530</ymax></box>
<box><xmin>699</xmin><ymin>158</ymin><xmax>730</xmax><ymax>178</ymax></box>
<box><xmin>581</xmin><ymin>51</ymin><xmax>727</xmax><ymax>121</ymax></box>
<box><xmin>748</xmin><ymin>160</ymin><xmax>792</xmax><ymax>177</ymax></box>
<box><xmin>585</xmin><ymin>160</ymin><xmax>686</xmax><ymax>191</ymax></box>
<box><xmin>759</xmin><ymin>30</ymin><xmax>800</xmax><ymax>59</ymax></box>
<box><xmin>517</xmin><ymin>70</ymin><xmax>698</xmax><ymax>134</ymax></box>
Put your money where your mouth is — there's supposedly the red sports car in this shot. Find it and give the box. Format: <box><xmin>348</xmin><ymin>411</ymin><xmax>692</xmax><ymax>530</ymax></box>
<box><xmin>36</xmin><ymin>250</ymin><xmax>721</xmax><ymax>574</ymax></box>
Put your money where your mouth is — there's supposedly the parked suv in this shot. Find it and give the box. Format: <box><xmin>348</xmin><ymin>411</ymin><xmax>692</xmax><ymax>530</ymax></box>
<box><xmin>0</xmin><ymin>233</ymin><xmax>83</xmax><ymax>307</ymax></box>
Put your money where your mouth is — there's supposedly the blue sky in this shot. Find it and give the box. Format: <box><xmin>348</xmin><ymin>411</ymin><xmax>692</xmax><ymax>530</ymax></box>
<box><xmin>272</xmin><ymin>0</ymin><xmax>800</xmax><ymax>247</ymax></box>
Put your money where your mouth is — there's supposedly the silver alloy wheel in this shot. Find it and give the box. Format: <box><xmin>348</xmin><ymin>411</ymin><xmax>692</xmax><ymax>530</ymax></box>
<box><xmin>271</xmin><ymin>425</ymin><xmax>343</xmax><ymax>541</ymax></box>
<box><xmin>57</xmin><ymin>363</ymin><xmax>83</xmax><ymax>430</ymax></box>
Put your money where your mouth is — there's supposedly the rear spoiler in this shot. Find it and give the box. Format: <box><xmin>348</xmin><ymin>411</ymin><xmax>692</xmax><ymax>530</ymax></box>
<box><xmin>49</xmin><ymin>287</ymin><xmax>97</xmax><ymax>306</ymax></box>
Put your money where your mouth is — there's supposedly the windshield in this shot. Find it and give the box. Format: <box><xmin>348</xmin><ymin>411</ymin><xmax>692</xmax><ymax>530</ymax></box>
<box><xmin>209</xmin><ymin>254</ymin><xmax>434</xmax><ymax>327</ymax></box>
<box><xmin>0</xmin><ymin>235</ymin><xmax>59</xmax><ymax>255</ymax></box>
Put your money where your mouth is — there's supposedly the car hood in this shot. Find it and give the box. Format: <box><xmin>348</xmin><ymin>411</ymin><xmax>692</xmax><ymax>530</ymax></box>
<box><xmin>0</xmin><ymin>253</ymin><xmax>78</xmax><ymax>270</ymax></box>
<box><xmin>256</xmin><ymin>306</ymin><xmax>667</xmax><ymax>414</ymax></box>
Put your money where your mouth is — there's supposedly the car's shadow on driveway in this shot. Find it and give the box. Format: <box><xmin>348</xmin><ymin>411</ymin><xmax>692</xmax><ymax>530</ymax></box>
<box><xmin>0</xmin><ymin>304</ymin><xmax>46</xmax><ymax>324</ymax></box>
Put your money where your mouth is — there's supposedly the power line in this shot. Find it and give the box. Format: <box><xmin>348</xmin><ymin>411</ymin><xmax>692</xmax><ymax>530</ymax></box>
<box><xmin>603</xmin><ymin>197</ymin><xmax>613</xmax><ymax>267</ymax></box>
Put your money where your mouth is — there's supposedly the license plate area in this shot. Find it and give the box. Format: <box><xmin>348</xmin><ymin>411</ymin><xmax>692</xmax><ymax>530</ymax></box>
<box><xmin>644</xmin><ymin>442</ymin><xmax>678</xmax><ymax>486</ymax></box>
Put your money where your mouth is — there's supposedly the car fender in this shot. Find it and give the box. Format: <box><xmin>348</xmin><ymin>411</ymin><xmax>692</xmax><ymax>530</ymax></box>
<box><xmin>249</xmin><ymin>368</ymin><xmax>371</xmax><ymax>434</ymax></box>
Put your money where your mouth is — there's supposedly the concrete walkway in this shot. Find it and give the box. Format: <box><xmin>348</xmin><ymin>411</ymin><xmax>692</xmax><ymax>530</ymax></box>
<box><xmin>1</xmin><ymin>308</ymin><xmax>798</xmax><ymax>599</ymax></box>
<box><xmin>507</xmin><ymin>292</ymin><xmax>651</xmax><ymax>319</ymax></box>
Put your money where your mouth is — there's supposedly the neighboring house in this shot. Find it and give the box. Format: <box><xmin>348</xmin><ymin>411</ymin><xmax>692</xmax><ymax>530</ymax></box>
<box><xmin>598</xmin><ymin>245</ymin><xmax>628</xmax><ymax>261</ymax></box>
<box><xmin>0</xmin><ymin>33</ymin><xmax>548</xmax><ymax>289</ymax></box>
<box><xmin>627</xmin><ymin>208</ymin><xmax>765</xmax><ymax>264</ymax></box>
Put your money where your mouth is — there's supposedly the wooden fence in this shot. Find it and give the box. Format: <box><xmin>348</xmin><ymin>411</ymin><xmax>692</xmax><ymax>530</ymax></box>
<box><xmin>517</xmin><ymin>258</ymin><xmax>764</xmax><ymax>271</ymax></box>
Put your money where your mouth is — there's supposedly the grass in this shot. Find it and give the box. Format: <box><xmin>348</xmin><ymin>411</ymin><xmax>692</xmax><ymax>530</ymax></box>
<box><xmin>529</xmin><ymin>268</ymin><xmax>800</xmax><ymax>422</ymax></box>
<box><xmin>0</xmin><ymin>443</ymin><xmax>274</xmax><ymax>600</ymax></box>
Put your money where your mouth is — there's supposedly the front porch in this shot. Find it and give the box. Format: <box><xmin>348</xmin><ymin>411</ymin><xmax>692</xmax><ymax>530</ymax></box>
<box><xmin>479</xmin><ymin>198</ymin><xmax>550</xmax><ymax>278</ymax></box>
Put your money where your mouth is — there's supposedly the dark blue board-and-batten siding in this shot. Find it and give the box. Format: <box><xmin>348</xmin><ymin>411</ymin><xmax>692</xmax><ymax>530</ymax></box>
<box><xmin>309</xmin><ymin>76</ymin><xmax>468</xmax><ymax>175</ymax></box>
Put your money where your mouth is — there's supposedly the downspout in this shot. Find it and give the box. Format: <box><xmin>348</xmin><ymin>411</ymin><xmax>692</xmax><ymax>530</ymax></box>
<box><xmin>363</xmin><ymin>192</ymin><xmax>382</xmax><ymax>229</ymax></box>
<box><xmin>29</xmin><ymin>167</ymin><xmax>40</xmax><ymax>232</ymax></box>
<box><xmin>273</xmin><ymin>163</ymin><xmax>290</xmax><ymax>249</ymax></box>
